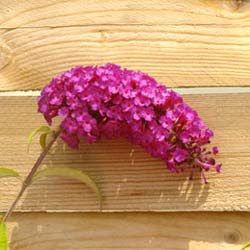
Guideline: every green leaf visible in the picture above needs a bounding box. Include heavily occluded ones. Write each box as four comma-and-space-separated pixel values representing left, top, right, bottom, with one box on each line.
242, 242, 250, 250
27, 126, 52, 151
39, 133, 48, 150
0, 222, 7, 250
32, 167, 102, 205
0, 167, 19, 179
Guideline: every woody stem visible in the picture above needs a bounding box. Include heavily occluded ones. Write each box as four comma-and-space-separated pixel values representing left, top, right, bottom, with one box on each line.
2, 129, 61, 223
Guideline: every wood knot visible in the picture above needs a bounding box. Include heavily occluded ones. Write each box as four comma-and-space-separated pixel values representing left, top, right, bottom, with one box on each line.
234, 0, 243, 9
0, 43, 12, 71
223, 0, 247, 11
224, 230, 241, 244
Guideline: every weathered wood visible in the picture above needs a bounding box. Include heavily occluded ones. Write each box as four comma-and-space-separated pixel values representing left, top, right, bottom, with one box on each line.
1, 0, 250, 28
1, 1, 250, 249
0, 93, 249, 212
6, 212, 250, 250
1, 24, 250, 90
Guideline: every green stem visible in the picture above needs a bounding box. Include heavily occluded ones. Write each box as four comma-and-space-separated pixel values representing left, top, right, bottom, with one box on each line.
242, 242, 250, 250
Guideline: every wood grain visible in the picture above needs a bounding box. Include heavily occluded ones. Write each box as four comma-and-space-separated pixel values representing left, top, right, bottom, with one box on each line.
1, 1, 250, 249
6, 212, 250, 250
1, 24, 250, 90
1, 0, 250, 28
0, 92, 249, 212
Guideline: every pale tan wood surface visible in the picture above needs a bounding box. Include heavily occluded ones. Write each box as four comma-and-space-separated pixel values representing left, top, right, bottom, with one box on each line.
0, 93, 249, 212
5, 212, 250, 250
1, 1, 250, 249
1, 0, 250, 28
1, 1, 250, 90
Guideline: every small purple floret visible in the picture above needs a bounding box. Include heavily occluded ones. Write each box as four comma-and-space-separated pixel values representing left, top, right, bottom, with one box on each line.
38, 63, 221, 182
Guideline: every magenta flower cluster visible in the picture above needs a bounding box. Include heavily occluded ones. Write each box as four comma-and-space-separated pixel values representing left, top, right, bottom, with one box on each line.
38, 63, 221, 182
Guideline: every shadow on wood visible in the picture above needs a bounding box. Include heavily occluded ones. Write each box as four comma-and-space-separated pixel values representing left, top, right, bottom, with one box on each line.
16, 136, 210, 212
2, 93, 250, 212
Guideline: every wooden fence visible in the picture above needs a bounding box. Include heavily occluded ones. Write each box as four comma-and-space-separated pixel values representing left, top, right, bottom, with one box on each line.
0, 1, 250, 249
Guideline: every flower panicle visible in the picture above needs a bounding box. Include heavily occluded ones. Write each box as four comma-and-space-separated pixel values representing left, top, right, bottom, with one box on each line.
38, 63, 221, 182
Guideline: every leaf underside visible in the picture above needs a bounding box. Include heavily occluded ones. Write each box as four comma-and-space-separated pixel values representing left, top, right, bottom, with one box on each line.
27, 126, 52, 151
39, 133, 48, 150
32, 167, 102, 205
0, 167, 19, 179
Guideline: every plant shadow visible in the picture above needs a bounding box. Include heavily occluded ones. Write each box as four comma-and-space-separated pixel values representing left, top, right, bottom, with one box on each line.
8, 136, 212, 249
18, 137, 210, 212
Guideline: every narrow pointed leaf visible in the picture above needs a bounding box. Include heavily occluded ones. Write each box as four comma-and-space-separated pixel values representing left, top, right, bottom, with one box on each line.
32, 167, 102, 204
39, 133, 48, 150
27, 126, 52, 151
0, 222, 7, 250
242, 242, 250, 250
0, 167, 19, 178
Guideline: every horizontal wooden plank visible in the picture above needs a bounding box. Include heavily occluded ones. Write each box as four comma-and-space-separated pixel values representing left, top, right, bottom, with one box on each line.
1, 25, 250, 90
1, 0, 250, 28
6, 212, 250, 250
0, 92, 250, 212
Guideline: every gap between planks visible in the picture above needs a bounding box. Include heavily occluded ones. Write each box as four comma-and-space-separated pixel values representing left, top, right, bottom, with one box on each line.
0, 23, 246, 31
1, 87, 250, 96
